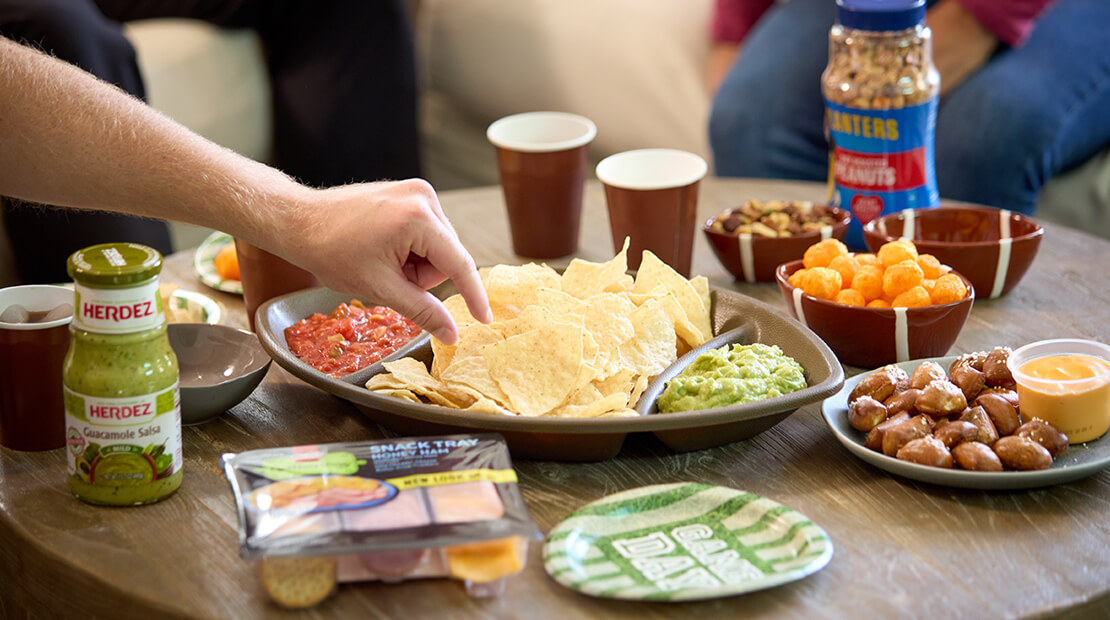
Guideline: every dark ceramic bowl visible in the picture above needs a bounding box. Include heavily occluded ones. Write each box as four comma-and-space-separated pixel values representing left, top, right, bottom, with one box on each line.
775, 260, 975, 369
168, 323, 271, 425
862, 206, 1043, 298
703, 206, 851, 283
255, 286, 844, 461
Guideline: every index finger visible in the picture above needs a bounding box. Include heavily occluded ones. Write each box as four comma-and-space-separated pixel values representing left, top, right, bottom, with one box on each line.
419, 225, 492, 325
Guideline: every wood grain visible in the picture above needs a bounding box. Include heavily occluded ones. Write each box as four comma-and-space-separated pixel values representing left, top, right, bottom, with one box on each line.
3, 178, 1110, 619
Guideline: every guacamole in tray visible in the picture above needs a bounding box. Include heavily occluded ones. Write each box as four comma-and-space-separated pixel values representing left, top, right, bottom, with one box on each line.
657, 343, 806, 413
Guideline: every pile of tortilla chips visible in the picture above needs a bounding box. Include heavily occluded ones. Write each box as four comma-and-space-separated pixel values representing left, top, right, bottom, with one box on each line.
366, 242, 713, 417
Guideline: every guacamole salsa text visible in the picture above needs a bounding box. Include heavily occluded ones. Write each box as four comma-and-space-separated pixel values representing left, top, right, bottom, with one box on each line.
656, 343, 806, 413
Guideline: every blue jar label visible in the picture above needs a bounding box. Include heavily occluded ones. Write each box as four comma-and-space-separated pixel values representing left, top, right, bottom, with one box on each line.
825, 98, 939, 248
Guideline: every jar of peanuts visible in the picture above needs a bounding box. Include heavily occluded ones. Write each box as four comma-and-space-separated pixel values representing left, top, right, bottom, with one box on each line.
822, 0, 940, 249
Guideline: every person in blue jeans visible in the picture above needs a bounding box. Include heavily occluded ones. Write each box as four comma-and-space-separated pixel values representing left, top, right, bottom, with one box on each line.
707, 0, 1110, 236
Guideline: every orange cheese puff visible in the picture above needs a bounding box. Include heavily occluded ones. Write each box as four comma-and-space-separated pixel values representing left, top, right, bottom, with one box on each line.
877, 239, 919, 268
916, 253, 945, 279
828, 254, 860, 289
867, 298, 891, 308
891, 286, 931, 308
802, 267, 843, 300
803, 238, 849, 269
854, 253, 881, 268
931, 273, 968, 304
922, 278, 937, 294
851, 265, 884, 302
835, 288, 867, 307
214, 243, 240, 281
788, 268, 808, 289
882, 260, 925, 298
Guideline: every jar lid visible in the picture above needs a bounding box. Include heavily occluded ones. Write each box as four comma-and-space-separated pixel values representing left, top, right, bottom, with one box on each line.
836, 0, 925, 31
68, 243, 163, 287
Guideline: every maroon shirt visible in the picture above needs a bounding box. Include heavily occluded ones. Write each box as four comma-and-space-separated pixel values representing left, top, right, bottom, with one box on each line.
712, 0, 1056, 47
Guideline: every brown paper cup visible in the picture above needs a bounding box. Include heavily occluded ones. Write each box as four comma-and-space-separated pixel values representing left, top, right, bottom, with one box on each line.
0, 285, 73, 451
596, 149, 708, 277
234, 239, 320, 331
487, 112, 597, 259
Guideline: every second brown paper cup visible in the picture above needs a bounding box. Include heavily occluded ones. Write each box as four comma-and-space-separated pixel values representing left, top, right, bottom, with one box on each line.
596, 149, 708, 277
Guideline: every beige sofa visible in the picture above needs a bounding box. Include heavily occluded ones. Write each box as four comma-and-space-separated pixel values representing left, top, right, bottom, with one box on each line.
140, 0, 1109, 239
1, 0, 1104, 285
86, 2, 1110, 238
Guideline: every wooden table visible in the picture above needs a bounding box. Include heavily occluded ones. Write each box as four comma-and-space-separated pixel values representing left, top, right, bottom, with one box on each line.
3, 178, 1110, 619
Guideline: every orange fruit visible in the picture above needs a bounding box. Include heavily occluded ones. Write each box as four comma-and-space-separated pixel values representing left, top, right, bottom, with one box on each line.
214, 243, 240, 281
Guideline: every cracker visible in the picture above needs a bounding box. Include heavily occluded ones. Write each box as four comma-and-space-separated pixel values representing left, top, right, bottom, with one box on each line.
259, 556, 337, 608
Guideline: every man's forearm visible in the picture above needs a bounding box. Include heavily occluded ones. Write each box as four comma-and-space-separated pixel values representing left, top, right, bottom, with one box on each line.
0, 36, 310, 249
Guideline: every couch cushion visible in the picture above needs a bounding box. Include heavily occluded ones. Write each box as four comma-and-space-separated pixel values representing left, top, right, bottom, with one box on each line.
416, 0, 714, 190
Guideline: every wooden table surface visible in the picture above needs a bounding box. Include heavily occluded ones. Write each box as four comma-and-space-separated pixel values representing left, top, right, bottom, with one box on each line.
3, 178, 1110, 619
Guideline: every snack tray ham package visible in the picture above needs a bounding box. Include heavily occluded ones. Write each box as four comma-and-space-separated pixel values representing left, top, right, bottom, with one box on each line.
222, 433, 541, 606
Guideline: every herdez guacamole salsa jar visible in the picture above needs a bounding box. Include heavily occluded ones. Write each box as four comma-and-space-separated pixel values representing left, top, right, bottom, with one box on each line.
63, 243, 183, 506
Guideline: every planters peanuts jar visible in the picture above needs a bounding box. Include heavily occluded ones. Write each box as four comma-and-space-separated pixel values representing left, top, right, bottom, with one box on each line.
63, 243, 183, 506
822, 0, 940, 249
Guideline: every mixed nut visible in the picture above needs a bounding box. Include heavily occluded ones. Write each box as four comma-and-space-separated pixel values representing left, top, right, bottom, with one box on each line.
847, 347, 1069, 471
709, 199, 840, 238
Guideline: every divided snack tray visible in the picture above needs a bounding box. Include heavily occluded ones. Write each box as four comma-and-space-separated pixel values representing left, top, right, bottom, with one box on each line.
257, 286, 844, 461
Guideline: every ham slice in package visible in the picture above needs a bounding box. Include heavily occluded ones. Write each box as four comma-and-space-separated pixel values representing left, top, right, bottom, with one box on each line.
223, 434, 540, 607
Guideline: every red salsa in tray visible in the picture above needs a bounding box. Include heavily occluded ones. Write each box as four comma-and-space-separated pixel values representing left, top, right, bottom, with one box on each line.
285, 301, 422, 377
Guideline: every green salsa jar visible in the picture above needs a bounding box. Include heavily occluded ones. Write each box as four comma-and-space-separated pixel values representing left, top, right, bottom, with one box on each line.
63, 243, 183, 506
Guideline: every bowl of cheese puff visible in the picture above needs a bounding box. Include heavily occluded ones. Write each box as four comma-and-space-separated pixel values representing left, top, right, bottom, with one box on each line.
775, 238, 975, 368
862, 205, 1043, 298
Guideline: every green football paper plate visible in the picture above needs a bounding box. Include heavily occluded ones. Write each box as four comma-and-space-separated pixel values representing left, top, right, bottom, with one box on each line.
543, 483, 832, 601
193, 231, 243, 295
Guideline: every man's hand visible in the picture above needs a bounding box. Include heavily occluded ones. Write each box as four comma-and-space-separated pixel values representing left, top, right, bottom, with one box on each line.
278, 179, 492, 345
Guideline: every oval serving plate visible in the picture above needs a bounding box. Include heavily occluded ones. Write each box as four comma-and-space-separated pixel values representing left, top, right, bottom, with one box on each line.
193, 231, 243, 295
543, 483, 833, 601
256, 285, 844, 461
822, 356, 1110, 490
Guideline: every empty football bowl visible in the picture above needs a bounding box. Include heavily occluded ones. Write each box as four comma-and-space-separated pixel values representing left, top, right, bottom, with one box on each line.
863, 206, 1043, 298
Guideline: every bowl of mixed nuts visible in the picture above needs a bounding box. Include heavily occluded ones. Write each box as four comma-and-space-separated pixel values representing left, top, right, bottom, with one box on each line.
704, 199, 851, 283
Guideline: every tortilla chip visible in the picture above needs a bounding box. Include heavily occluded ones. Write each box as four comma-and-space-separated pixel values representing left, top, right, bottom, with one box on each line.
482, 324, 583, 416
620, 298, 677, 378
560, 238, 629, 300
485, 263, 561, 309
440, 355, 512, 409
633, 251, 711, 345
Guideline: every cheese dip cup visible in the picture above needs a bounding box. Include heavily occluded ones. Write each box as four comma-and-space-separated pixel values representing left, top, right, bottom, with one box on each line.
1008, 339, 1110, 444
